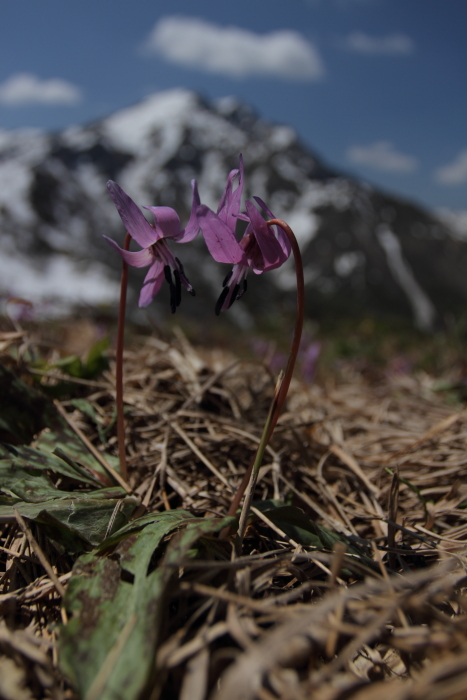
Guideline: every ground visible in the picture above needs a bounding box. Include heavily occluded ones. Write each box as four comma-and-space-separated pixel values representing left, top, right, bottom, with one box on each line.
1, 320, 467, 700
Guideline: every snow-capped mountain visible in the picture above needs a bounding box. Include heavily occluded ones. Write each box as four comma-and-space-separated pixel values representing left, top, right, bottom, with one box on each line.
0, 88, 465, 330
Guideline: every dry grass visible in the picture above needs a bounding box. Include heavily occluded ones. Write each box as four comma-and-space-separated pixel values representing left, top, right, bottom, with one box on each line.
1, 324, 467, 700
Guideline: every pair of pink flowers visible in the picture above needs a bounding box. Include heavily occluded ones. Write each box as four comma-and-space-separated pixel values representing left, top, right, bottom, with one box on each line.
104, 156, 291, 314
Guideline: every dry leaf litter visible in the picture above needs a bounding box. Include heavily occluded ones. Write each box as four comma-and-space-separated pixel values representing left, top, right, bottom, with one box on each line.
1, 325, 467, 700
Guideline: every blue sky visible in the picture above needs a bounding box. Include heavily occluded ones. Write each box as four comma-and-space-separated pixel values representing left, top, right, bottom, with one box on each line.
0, 0, 466, 211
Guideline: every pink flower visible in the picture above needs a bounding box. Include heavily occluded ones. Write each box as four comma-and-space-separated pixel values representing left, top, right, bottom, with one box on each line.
195, 155, 246, 266
104, 180, 199, 311
196, 156, 291, 314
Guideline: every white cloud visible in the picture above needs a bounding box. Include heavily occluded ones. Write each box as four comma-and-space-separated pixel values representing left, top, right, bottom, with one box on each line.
434, 150, 467, 185
347, 141, 418, 173
343, 31, 414, 55
143, 16, 325, 81
0, 73, 82, 106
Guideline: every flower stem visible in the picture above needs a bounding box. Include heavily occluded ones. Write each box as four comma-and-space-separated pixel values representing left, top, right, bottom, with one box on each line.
222, 219, 304, 538
235, 371, 283, 553
116, 232, 131, 482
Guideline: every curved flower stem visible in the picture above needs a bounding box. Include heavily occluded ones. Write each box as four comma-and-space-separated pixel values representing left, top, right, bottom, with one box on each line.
235, 371, 283, 553
223, 219, 304, 542
116, 232, 131, 482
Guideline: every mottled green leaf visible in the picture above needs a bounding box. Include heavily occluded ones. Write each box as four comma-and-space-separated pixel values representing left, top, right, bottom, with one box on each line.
0, 488, 138, 550
0, 443, 99, 487
0, 362, 120, 483
59, 512, 235, 700
70, 399, 112, 445
254, 501, 369, 556
0, 364, 55, 444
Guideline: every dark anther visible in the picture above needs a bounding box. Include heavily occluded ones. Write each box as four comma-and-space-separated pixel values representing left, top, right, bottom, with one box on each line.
236, 279, 247, 300
215, 286, 230, 315
164, 265, 177, 313
175, 257, 186, 276
222, 270, 233, 287
228, 283, 240, 308
176, 256, 195, 297
173, 269, 182, 307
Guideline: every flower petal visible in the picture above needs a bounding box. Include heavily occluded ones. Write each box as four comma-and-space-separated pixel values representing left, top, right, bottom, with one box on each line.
217, 155, 244, 231
253, 196, 292, 258
142, 206, 181, 239
107, 181, 159, 248
174, 180, 201, 243
245, 201, 285, 271
197, 205, 246, 264
139, 260, 165, 307
103, 236, 154, 268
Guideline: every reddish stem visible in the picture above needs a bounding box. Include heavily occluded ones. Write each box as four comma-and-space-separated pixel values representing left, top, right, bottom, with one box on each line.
222, 219, 304, 527
116, 232, 131, 482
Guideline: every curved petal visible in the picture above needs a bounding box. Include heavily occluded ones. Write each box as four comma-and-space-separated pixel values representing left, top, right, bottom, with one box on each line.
142, 206, 181, 239
253, 196, 292, 258
139, 260, 165, 307
217, 154, 244, 231
245, 201, 285, 271
107, 181, 158, 248
252, 195, 274, 219
174, 179, 201, 243
197, 205, 246, 264
103, 236, 154, 268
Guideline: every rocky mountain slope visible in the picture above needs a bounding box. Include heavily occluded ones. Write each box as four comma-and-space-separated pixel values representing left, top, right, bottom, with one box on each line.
1, 88, 465, 330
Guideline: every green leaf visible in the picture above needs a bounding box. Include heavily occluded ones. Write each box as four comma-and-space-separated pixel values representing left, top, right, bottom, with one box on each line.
0, 364, 54, 444
52, 355, 83, 378
0, 363, 120, 483
0, 488, 138, 551
84, 337, 110, 378
70, 399, 110, 445
34, 415, 119, 486
253, 501, 369, 557
59, 512, 235, 700
0, 444, 99, 487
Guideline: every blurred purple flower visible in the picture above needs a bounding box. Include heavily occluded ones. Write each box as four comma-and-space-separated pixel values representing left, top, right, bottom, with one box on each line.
385, 355, 412, 377
196, 156, 291, 314
251, 339, 287, 371
104, 180, 199, 311
300, 341, 321, 383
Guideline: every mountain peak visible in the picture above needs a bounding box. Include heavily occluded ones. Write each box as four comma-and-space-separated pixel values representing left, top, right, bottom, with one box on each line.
101, 89, 201, 155
0, 89, 465, 329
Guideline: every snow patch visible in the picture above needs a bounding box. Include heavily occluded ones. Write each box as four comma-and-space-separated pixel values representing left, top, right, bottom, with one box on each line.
0, 253, 119, 315
334, 251, 364, 277
103, 89, 197, 154
377, 224, 436, 331
437, 208, 467, 241
270, 126, 296, 150
280, 209, 320, 247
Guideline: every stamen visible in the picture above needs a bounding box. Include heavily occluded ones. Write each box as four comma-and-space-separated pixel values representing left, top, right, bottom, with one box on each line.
164, 265, 177, 314
236, 278, 248, 300
173, 269, 182, 307
215, 286, 230, 316
228, 284, 240, 308
176, 255, 195, 296
222, 270, 233, 287
175, 257, 186, 276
